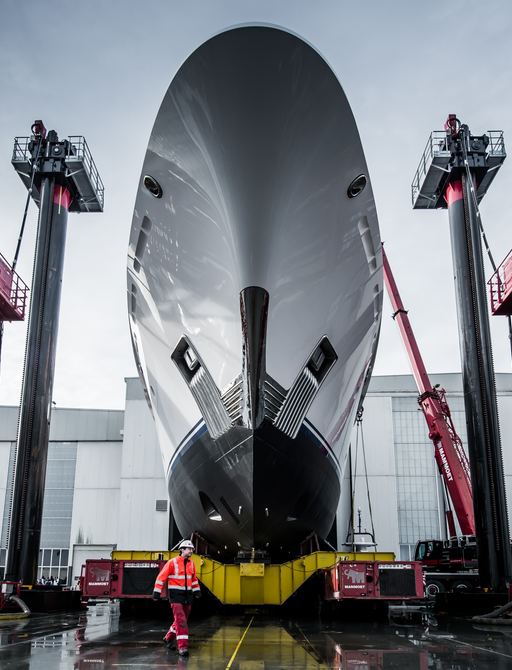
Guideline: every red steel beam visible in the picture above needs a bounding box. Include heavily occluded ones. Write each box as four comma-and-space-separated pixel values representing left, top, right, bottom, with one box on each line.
382, 246, 475, 536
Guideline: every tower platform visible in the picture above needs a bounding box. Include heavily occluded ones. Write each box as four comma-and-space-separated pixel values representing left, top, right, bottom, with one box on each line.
12, 135, 104, 213
411, 129, 506, 209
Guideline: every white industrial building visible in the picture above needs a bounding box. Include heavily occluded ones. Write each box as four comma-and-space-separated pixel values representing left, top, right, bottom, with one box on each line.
1, 373, 511, 583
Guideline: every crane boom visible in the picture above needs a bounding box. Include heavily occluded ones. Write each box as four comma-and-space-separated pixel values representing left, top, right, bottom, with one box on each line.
382, 246, 475, 536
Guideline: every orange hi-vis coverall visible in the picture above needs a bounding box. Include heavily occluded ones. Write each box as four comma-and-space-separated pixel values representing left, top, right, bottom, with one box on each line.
153, 556, 201, 651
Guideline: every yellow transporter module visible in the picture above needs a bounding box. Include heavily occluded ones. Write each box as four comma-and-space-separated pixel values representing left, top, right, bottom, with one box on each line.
112, 550, 395, 606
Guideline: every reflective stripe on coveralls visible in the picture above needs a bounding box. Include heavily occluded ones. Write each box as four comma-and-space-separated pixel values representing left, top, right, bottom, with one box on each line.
171, 603, 192, 650
153, 557, 200, 595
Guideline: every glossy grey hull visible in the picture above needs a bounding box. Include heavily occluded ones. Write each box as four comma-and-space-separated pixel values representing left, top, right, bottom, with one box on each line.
127, 26, 382, 555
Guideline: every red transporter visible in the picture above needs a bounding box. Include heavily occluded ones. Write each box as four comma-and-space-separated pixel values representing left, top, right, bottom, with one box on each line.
325, 560, 424, 601
152, 540, 201, 657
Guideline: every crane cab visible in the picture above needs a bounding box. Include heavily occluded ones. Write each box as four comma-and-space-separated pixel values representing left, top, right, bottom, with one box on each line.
415, 537, 478, 572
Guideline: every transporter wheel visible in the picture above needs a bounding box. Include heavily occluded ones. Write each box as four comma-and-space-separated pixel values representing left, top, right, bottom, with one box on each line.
452, 580, 473, 593
425, 580, 445, 599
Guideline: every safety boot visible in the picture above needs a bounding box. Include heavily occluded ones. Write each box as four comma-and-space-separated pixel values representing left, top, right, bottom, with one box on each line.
163, 631, 176, 649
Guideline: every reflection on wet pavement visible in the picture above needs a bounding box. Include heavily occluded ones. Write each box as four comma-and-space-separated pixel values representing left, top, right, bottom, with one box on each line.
1, 602, 512, 668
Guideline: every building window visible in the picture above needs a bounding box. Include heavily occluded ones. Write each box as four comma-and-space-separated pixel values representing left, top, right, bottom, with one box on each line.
39, 442, 78, 584
393, 396, 445, 547
399, 544, 415, 561
0, 442, 17, 563
37, 548, 70, 584
0, 442, 78, 582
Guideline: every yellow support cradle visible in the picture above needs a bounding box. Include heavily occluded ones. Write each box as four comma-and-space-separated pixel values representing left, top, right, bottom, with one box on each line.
112, 550, 395, 606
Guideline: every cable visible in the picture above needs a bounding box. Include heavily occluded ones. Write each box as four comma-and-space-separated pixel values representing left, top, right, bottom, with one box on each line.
461, 169, 503, 550
345, 420, 360, 546
344, 410, 377, 549
459, 129, 512, 362
0, 136, 42, 375
3, 138, 44, 563
440, 470, 455, 537
360, 421, 376, 543
12, 136, 43, 272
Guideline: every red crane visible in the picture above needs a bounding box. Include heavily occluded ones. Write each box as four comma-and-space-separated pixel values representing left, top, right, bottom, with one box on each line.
382, 246, 475, 537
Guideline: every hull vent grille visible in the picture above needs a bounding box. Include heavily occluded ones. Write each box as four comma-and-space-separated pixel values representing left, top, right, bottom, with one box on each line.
172, 337, 231, 439
222, 378, 243, 422
274, 368, 318, 438
220, 376, 287, 425
273, 336, 337, 439
173, 336, 336, 441
263, 379, 287, 422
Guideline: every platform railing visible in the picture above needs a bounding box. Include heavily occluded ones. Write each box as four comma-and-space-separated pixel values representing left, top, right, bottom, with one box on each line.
411, 129, 506, 206
67, 136, 105, 210
12, 136, 32, 164
488, 248, 512, 315
486, 130, 506, 156
0, 252, 29, 320
411, 130, 449, 206
12, 135, 104, 211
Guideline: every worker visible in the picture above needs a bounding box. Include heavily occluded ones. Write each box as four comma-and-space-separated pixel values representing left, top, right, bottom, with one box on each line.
152, 539, 201, 657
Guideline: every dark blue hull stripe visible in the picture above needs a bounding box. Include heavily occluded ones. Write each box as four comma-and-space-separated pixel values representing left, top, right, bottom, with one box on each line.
166, 418, 340, 479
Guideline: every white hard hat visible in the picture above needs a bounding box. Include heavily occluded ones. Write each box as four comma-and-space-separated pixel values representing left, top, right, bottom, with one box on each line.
178, 539, 194, 550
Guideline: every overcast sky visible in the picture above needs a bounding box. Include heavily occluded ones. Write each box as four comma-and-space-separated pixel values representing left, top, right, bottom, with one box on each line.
0, 0, 511, 410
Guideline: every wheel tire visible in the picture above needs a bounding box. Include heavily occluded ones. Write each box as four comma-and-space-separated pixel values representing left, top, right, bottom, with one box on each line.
452, 580, 472, 592
425, 580, 445, 599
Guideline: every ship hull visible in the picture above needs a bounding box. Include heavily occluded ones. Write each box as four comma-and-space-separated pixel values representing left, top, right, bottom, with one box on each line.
127, 26, 382, 557
168, 419, 341, 555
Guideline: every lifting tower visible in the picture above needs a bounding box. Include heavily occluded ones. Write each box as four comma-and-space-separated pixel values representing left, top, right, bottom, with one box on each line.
412, 115, 511, 592
4, 121, 103, 585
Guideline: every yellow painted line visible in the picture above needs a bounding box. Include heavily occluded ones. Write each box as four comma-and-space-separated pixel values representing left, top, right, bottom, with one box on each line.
225, 615, 254, 669
0, 613, 29, 620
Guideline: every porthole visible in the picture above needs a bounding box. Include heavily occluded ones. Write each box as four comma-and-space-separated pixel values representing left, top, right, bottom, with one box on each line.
347, 174, 367, 198
143, 174, 162, 198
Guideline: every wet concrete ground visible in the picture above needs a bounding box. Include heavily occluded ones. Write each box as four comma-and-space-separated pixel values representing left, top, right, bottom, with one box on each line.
1, 602, 512, 668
